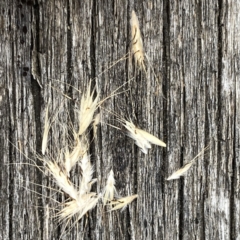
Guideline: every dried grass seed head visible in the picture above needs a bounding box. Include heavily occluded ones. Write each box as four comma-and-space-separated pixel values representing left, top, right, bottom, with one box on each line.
124, 120, 151, 154
103, 169, 117, 206
110, 194, 138, 211
42, 102, 63, 155
130, 10, 144, 69
124, 120, 166, 154
57, 193, 99, 222
167, 144, 210, 180
166, 161, 193, 180
79, 154, 94, 195
78, 83, 99, 135
46, 160, 78, 200
137, 128, 166, 147
64, 135, 88, 175
76, 194, 99, 220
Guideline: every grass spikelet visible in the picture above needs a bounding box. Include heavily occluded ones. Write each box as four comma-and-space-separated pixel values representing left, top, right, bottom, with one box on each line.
110, 194, 138, 211
103, 170, 116, 206
42, 105, 50, 155
54, 153, 98, 227
41, 103, 63, 155
57, 193, 99, 222
166, 161, 194, 180
58, 200, 79, 221
167, 144, 210, 180
76, 194, 99, 220
124, 120, 166, 154
124, 120, 151, 154
46, 160, 78, 200
79, 83, 99, 135
64, 136, 88, 175
137, 129, 166, 147
79, 154, 94, 195
130, 10, 145, 69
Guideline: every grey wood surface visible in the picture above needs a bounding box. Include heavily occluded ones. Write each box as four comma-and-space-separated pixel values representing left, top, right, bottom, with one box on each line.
1, 0, 240, 239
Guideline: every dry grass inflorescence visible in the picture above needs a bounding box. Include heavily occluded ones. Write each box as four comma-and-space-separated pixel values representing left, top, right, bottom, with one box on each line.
22, 10, 210, 236
130, 10, 145, 70
36, 80, 150, 235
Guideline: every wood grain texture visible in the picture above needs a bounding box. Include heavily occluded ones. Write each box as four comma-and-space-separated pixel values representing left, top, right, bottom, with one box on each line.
1, 0, 239, 239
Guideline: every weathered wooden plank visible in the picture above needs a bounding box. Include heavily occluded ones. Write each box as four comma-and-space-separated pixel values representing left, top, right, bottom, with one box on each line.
0, 1, 36, 240
31, 1, 69, 239
222, 1, 240, 239
180, 0, 213, 239
1, 0, 240, 240
164, 0, 185, 239
93, 1, 133, 240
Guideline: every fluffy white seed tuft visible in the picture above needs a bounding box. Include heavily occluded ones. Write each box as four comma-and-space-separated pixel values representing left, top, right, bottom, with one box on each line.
103, 170, 117, 206
124, 120, 166, 154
